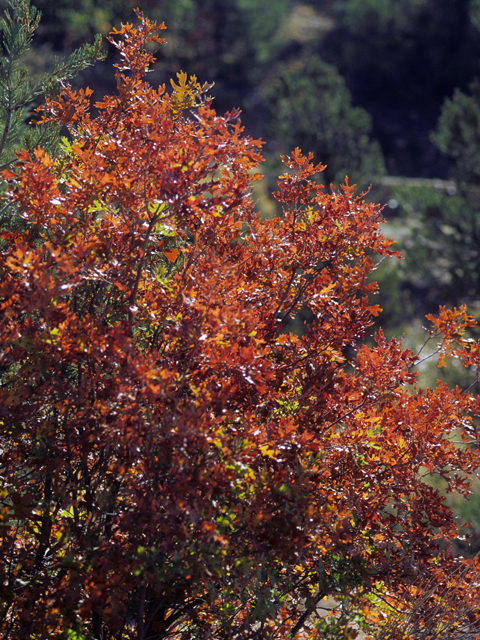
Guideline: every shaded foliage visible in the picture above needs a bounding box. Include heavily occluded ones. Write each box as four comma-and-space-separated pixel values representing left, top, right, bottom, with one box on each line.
433, 78, 480, 187
261, 55, 385, 187
319, 0, 480, 177
382, 74, 480, 324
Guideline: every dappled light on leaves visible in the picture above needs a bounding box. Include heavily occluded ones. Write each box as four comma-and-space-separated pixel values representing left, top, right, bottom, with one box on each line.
169, 70, 215, 119
1, 10, 480, 640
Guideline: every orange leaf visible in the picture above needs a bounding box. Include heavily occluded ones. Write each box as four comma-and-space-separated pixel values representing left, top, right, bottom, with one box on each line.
164, 248, 179, 263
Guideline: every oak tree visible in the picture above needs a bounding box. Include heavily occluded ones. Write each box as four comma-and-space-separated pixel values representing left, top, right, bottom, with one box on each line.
1, 12, 480, 640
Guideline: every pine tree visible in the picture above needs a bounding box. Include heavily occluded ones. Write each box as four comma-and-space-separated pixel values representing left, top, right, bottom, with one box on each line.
0, 0, 105, 226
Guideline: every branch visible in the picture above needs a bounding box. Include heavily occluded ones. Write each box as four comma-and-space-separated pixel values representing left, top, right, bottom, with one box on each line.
128, 204, 163, 330
290, 589, 325, 638
137, 583, 146, 640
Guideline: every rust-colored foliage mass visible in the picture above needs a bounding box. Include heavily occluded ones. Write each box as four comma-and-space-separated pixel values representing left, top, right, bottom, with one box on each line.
1, 11, 480, 640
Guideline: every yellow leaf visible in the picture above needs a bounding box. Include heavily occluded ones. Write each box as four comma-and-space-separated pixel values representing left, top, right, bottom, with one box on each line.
260, 444, 277, 459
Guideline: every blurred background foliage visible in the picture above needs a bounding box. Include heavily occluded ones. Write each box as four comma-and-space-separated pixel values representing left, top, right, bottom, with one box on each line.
261, 55, 385, 186
4, 0, 480, 553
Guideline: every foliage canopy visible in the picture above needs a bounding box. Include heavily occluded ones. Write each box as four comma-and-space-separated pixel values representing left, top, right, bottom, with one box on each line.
2, 10, 480, 640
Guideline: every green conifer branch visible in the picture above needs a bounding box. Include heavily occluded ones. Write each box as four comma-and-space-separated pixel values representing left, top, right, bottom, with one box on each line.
0, 0, 106, 173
